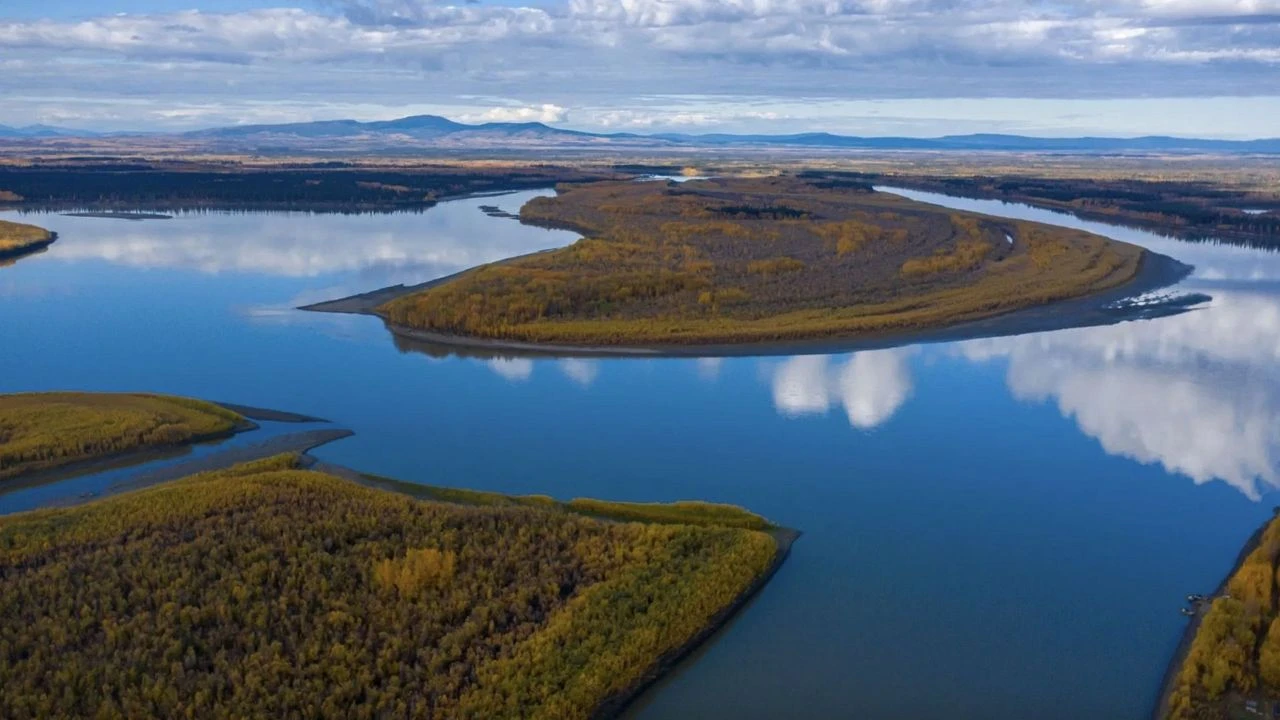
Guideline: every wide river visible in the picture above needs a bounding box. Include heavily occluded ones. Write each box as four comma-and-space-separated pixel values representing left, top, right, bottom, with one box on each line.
3, 187, 1279, 719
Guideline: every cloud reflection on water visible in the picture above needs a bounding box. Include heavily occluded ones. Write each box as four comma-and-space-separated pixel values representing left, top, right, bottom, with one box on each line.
770, 349, 916, 430
958, 290, 1280, 499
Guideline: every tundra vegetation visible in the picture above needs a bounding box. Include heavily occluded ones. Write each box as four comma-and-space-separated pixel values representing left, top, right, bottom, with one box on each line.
379, 175, 1145, 346
0, 218, 54, 259
0, 453, 781, 719
0, 392, 245, 482
1166, 516, 1280, 719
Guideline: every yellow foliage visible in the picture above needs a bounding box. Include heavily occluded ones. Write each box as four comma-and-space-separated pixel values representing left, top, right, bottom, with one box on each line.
0, 218, 52, 254
0, 392, 244, 482
0, 454, 780, 720
374, 547, 457, 595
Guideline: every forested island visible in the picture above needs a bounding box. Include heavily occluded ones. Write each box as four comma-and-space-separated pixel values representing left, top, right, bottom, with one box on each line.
357, 175, 1155, 350
0, 392, 248, 483
1160, 512, 1280, 719
0, 218, 55, 262
0, 393, 794, 719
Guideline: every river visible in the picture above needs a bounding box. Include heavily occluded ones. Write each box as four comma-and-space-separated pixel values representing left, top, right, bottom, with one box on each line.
2, 186, 1278, 719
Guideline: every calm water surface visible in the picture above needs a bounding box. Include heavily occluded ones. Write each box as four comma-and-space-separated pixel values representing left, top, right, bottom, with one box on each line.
4, 188, 1280, 719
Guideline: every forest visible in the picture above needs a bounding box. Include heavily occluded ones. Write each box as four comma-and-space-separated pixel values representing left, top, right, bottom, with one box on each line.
0, 218, 54, 260
0, 161, 612, 212
0, 454, 781, 719
0, 392, 246, 483
377, 175, 1145, 346
1165, 514, 1280, 719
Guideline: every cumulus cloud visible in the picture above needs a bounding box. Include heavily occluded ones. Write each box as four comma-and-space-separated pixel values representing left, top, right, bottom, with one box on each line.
460, 104, 568, 123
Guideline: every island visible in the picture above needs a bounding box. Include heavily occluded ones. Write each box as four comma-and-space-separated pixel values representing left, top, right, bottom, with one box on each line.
1158, 512, 1280, 720
0, 218, 56, 262
307, 175, 1184, 354
0, 393, 796, 720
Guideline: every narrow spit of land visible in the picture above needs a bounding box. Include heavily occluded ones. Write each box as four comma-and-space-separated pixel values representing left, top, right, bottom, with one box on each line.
304, 174, 1192, 355
0, 392, 331, 491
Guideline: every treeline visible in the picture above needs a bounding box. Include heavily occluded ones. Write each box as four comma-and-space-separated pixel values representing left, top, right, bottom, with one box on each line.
878, 174, 1280, 247
0, 454, 778, 719
0, 392, 244, 481
1167, 516, 1280, 719
379, 175, 1143, 346
0, 163, 608, 212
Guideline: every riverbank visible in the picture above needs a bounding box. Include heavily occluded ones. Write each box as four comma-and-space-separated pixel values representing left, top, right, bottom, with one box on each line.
1151, 509, 1280, 720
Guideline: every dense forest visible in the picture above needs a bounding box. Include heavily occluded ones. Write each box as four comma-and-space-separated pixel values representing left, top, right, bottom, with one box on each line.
1165, 515, 1280, 719
868, 173, 1280, 247
378, 175, 1144, 346
0, 161, 612, 212
0, 218, 54, 260
0, 454, 780, 719
0, 392, 246, 482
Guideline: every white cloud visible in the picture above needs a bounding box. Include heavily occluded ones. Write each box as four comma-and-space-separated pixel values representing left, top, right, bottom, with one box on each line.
460, 104, 568, 124
0, 2, 1277, 135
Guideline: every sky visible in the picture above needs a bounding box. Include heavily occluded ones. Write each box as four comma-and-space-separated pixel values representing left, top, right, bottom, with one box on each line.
0, 0, 1278, 137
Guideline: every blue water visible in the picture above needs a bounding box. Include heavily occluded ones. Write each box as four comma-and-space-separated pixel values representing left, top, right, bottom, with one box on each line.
3, 188, 1279, 719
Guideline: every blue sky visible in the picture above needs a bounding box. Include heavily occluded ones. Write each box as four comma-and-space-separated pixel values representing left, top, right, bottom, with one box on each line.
1, 0, 1277, 137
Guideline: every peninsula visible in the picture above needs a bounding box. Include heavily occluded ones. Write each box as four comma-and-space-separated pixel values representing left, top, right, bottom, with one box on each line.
0, 392, 795, 720
0, 218, 55, 262
310, 175, 1178, 353
0, 392, 249, 483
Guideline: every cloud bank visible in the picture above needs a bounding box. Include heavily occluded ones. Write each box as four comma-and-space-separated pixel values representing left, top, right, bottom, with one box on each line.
0, 1, 1276, 134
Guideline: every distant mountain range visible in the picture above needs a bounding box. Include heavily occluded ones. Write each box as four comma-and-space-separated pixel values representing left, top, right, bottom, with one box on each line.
0, 124, 99, 138
3, 114, 1279, 154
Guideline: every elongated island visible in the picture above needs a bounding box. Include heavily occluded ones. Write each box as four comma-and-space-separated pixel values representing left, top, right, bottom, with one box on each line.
303, 175, 1190, 354
0, 392, 795, 720
0, 218, 55, 263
